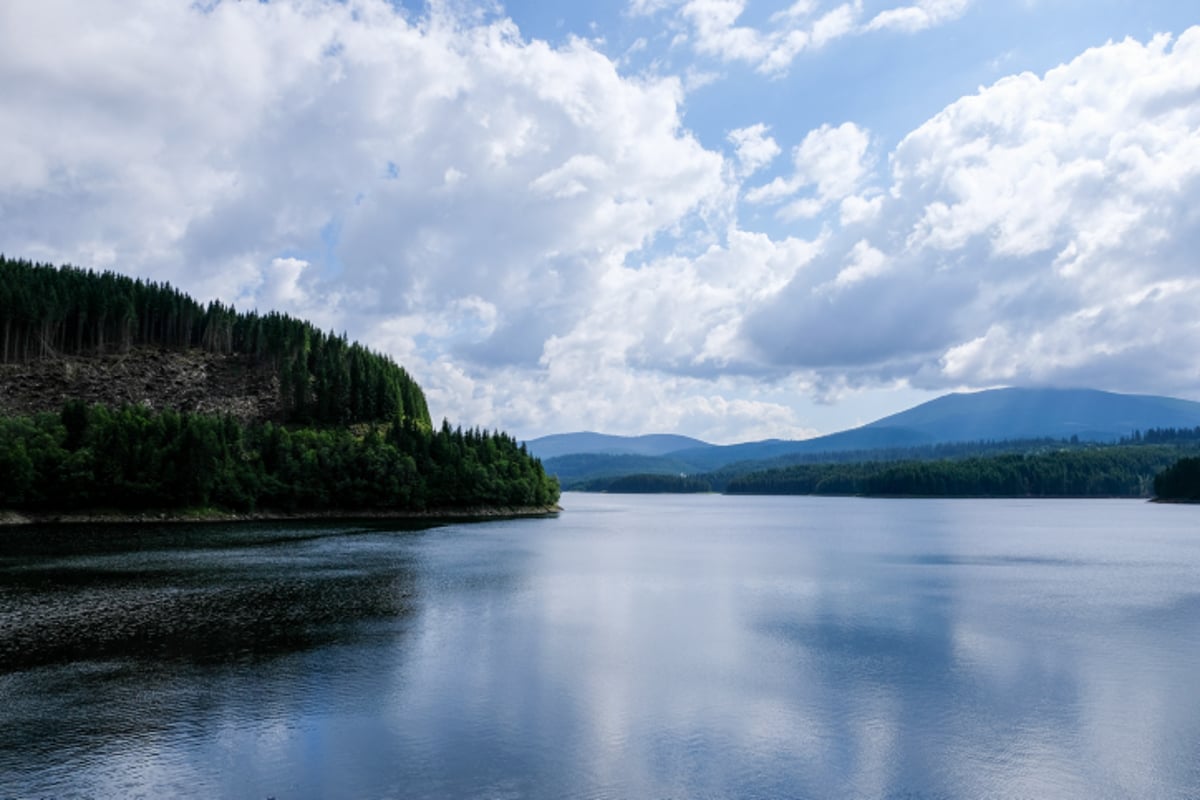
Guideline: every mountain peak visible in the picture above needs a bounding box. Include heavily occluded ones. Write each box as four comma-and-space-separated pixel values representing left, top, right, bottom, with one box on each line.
862, 387, 1200, 443
534, 388, 1200, 483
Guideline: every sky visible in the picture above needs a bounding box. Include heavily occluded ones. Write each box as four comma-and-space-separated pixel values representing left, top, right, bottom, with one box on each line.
2, 0, 1198, 443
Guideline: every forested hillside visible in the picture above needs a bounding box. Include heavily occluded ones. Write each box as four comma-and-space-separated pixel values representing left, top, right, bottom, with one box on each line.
725, 445, 1193, 498
0, 256, 428, 427
0, 258, 559, 516
0, 405, 558, 513
547, 437, 1074, 489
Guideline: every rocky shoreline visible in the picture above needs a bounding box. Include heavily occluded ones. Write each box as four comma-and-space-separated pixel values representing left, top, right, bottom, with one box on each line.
0, 505, 562, 526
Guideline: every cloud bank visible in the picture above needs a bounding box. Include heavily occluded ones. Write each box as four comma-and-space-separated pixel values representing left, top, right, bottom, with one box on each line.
1, 1, 1198, 439
745, 29, 1200, 398
632, 0, 975, 75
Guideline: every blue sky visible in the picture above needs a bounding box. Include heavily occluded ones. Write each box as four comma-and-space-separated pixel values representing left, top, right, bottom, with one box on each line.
2, 0, 1199, 441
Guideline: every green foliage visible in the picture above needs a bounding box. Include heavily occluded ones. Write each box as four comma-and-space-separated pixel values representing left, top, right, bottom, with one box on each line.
0, 256, 430, 428
725, 446, 1192, 498
548, 437, 1091, 489
1135, 426, 1200, 445
0, 258, 557, 514
1153, 457, 1200, 501
0, 404, 559, 513
549, 453, 699, 487
576, 473, 712, 493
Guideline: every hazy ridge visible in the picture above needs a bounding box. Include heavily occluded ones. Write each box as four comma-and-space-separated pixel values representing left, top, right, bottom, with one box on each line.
530, 388, 1200, 487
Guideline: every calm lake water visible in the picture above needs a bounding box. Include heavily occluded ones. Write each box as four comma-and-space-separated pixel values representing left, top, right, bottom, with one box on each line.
2, 494, 1199, 799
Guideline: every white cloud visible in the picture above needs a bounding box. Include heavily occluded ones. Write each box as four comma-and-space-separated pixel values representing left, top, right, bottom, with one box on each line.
893, 29, 1200, 281
643, 0, 967, 75
727, 123, 782, 176
746, 27, 1200, 397
529, 154, 611, 198
3, 1, 1200, 441
0, 0, 748, 434
777, 197, 826, 220
839, 193, 884, 225
770, 0, 819, 24
832, 240, 888, 287
261, 257, 311, 308
626, 0, 683, 15
681, 0, 777, 66
745, 121, 874, 216
810, 1, 861, 47
513, 227, 824, 405
677, 0, 861, 75
867, 0, 971, 33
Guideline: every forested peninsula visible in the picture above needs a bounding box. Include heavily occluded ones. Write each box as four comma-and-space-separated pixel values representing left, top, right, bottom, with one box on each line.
0, 257, 559, 521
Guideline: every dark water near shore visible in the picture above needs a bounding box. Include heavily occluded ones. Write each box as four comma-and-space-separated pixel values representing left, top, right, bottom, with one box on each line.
2, 494, 1199, 799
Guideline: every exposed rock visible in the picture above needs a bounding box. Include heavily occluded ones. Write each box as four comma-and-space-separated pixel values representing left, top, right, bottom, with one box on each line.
0, 347, 283, 422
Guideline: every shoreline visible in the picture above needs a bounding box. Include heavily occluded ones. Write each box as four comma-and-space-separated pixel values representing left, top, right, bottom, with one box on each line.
0, 505, 562, 527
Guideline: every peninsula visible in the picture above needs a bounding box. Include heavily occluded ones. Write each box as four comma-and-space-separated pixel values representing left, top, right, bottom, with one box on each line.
0, 257, 560, 521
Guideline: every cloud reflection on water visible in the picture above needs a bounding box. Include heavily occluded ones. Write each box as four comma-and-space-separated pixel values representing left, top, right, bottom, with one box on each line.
3, 500, 1199, 798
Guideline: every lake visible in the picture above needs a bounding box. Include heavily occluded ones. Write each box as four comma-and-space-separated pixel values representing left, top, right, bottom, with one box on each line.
2, 494, 1199, 798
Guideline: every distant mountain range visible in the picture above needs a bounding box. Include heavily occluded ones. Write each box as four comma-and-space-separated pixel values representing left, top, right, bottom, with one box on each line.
526, 388, 1200, 485
521, 432, 709, 460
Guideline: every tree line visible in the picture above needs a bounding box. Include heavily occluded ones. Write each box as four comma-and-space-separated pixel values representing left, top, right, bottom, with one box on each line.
1153, 457, 1200, 502
548, 436, 1110, 491
576, 474, 713, 493
723, 446, 1194, 498
1120, 427, 1200, 445
0, 402, 559, 513
0, 256, 429, 427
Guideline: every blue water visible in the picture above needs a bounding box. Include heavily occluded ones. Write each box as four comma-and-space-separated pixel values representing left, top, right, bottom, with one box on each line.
2, 494, 1199, 798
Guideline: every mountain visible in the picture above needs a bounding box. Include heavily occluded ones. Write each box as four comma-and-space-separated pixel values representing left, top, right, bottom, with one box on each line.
539, 388, 1200, 485
525, 432, 713, 461
858, 387, 1200, 443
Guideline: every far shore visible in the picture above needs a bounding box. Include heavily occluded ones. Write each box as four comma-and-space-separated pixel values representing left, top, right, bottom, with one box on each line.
0, 505, 562, 527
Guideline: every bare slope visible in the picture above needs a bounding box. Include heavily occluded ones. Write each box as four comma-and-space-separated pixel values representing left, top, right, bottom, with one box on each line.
0, 347, 282, 422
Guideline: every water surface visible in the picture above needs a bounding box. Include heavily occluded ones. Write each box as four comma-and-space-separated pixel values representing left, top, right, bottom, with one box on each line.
2, 495, 1199, 798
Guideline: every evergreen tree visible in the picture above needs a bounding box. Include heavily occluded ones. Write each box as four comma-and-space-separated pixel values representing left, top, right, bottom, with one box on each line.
0, 256, 432, 430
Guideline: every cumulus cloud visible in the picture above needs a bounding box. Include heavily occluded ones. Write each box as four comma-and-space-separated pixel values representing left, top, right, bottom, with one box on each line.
637, 0, 969, 75
746, 28, 1200, 397
260, 257, 311, 308
745, 121, 874, 217
727, 123, 782, 176
866, 0, 971, 33
0, 0, 729, 424
832, 240, 888, 288
839, 193, 885, 226
3, 0, 1200, 440
419, 355, 822, 444
676, 0, 860, 74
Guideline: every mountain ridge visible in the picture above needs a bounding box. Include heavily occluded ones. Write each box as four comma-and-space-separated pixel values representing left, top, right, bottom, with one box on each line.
531, 388, 1200, 483
524, 432, 714, 460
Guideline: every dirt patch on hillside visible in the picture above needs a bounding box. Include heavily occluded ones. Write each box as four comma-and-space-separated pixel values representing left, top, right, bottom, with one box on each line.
0, 348, 283, 421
